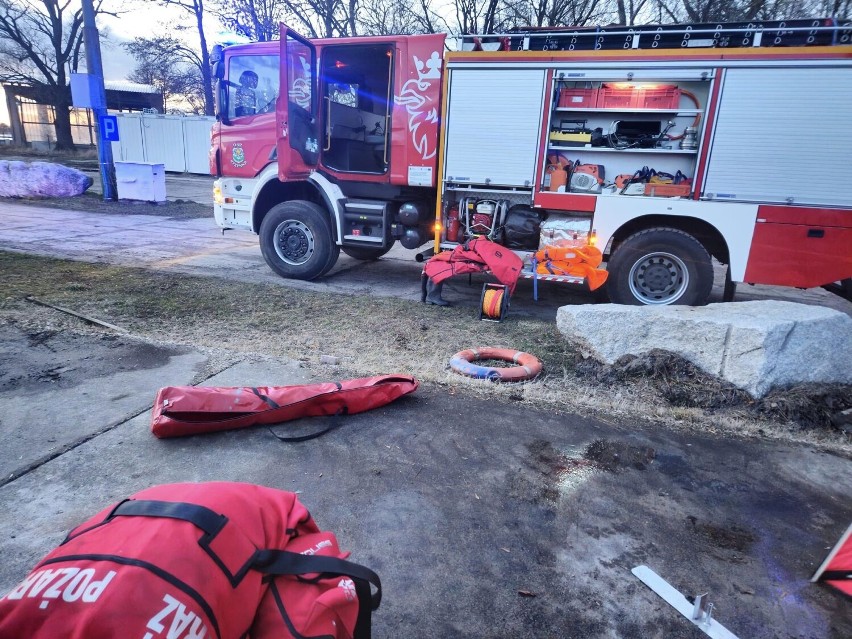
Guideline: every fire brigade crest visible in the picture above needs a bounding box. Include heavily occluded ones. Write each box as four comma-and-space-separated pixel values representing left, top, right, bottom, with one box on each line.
231, 143, 247, 168
394, 51, 441, 161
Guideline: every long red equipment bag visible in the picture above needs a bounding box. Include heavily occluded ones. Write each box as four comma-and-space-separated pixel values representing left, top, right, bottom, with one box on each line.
151, 374, 418, 438
0, 482, 381, 639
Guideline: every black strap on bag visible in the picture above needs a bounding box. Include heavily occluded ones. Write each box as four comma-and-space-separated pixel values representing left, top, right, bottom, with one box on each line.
253, 549, 382, 639
266, 406, 349, 443
250, 384, 350, 442
106, 500, 261, 587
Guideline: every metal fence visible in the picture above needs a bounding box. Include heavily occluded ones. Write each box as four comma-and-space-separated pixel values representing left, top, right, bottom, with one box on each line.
16, 97, 96, 148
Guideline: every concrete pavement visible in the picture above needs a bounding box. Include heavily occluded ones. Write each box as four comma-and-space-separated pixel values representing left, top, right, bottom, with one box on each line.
0, 325, 850, 637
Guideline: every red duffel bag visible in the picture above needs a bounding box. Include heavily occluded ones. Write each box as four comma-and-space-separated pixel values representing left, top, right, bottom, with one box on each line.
0, 482, 381, 639
151, 375, 418, 439
251, 532, 382, 639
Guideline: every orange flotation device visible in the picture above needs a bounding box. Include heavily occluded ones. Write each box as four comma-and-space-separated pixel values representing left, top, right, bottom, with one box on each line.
449, 347, 542, 382
533, 245, 609, 291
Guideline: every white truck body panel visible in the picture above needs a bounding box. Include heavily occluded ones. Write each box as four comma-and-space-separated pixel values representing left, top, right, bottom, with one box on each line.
704, 66, 852, 207
442, 69, 546, 187
593, 196, 758, 281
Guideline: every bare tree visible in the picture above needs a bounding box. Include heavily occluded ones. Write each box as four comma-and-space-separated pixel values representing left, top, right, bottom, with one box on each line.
357, 0, 423, 33
452, 0, 506, 33
655, 0, 780, 23
124, 35, 204, 112
0, 0, 117, 150
273, 0, 357, 37
614, 0, 650, 24
213, 0, 281, 41
505, 0, 610, 28
154, 0, 213, 115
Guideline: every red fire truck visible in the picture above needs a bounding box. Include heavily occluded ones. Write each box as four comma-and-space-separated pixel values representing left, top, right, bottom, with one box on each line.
209, 20, 852, 305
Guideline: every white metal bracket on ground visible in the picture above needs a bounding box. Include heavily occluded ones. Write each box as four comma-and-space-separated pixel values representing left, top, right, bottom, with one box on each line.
632, 565, 740, 639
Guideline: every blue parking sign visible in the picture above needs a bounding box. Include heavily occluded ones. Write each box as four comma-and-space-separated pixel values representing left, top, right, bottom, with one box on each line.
99, 115, 119, 142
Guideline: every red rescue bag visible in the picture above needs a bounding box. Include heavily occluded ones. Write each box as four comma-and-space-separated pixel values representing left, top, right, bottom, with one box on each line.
0, 482, 381, 639
151, 374, 418, 438
423, 238, 524, 294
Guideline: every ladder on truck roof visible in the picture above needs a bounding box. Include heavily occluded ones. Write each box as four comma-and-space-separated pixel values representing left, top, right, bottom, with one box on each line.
461, 18, 852, 52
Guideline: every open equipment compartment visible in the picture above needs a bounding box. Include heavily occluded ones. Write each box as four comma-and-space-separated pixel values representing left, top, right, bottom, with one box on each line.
540, 68, 713, 200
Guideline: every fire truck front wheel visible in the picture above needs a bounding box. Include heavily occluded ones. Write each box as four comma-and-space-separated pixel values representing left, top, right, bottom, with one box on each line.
259, 201, 340, 280
607, 228, 713, 306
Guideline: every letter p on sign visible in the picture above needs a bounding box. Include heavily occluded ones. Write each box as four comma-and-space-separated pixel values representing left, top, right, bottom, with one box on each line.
100, 115, 119, 142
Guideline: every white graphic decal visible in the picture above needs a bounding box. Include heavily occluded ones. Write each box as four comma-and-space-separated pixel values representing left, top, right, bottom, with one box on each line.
3, 567, 116, 608
301, 539, 333, 555
394, 51, 441, 161
338, 578, 357, 602
144, 593, 209, 639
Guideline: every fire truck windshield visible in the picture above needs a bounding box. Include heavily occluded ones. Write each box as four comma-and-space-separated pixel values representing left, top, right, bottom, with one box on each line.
226, 55, 279, 120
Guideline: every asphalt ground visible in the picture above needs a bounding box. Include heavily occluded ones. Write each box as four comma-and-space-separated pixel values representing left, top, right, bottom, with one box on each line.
0, 325, 850, 638
0, 178, 850, 637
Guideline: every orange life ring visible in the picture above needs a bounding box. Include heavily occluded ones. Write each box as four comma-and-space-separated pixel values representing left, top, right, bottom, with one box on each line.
449, 347, 542, 382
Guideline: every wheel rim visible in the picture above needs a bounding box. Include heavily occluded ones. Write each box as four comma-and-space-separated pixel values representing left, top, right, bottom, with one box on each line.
628, 251, 690, 304
273, 219, 314, 266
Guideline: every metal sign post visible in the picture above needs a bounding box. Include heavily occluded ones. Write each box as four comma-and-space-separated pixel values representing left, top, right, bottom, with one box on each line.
81, 0, 116, 201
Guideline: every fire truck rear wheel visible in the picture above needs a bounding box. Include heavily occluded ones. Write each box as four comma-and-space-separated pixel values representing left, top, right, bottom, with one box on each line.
259, 201, 339, 280
607, 228, 713, 306
341, 246, 392, 261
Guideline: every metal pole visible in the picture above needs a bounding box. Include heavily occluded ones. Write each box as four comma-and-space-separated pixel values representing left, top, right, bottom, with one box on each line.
81, 0, 116, 201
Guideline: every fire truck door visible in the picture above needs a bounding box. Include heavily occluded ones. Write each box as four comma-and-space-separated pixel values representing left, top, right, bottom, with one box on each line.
277, 24, 319, 180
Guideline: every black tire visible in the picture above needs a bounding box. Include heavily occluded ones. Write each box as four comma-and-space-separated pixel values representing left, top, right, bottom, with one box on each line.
723, 265, 737, 302
259, 201, 340, 280
341, 245, 392, 261
606, 228, 713, 306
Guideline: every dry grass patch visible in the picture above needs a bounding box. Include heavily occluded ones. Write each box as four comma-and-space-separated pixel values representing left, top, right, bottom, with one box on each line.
1, 251, 850, 453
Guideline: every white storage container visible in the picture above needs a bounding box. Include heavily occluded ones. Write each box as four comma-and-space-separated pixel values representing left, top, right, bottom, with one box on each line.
115, 161, 166, 202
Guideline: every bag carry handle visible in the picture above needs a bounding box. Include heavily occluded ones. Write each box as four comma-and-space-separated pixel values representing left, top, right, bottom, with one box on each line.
108, 500, 261, 587
266, 408, 348, 443
254, 549, 382, 638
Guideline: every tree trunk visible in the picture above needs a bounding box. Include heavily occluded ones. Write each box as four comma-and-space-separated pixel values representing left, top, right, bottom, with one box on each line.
196, 9, 215, 117
53, 100, 76, 151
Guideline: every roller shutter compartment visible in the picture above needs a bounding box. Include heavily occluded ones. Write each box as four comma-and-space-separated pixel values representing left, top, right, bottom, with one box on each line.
704, 67, 852, 207
442, 69, 546, 187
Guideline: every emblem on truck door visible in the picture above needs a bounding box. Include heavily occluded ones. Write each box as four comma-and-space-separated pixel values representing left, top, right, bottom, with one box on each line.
394, 51, 441, 161
231, 143, 247, 168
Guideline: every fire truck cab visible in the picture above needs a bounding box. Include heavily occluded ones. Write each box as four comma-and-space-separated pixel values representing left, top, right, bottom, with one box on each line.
210, 21, 852, 306
210, 29, 445, 279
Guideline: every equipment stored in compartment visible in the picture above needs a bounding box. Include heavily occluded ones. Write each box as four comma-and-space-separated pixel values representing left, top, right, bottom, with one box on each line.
607, 120, 672, 149
613, 167, 692, 197
558, 83, 599, 108
570, 161, 605, 193
544, 154, 570, 192
597, 83, 680, 110
502, 205, 542, 250
458, 197, 510, 242
539, 214, 593, 249
550, 119, 593, 146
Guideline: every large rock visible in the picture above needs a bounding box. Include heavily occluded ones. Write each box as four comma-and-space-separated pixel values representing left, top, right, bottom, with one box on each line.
0, 160, 93, 198
556, 301, 852, 397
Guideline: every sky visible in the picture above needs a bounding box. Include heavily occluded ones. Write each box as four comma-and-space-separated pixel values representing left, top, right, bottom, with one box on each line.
0, 1, 223, 126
